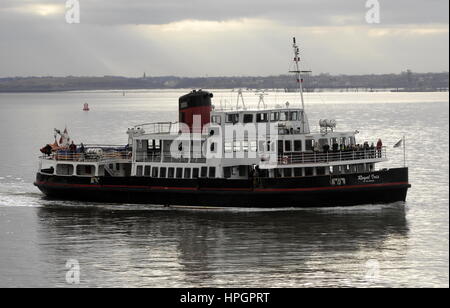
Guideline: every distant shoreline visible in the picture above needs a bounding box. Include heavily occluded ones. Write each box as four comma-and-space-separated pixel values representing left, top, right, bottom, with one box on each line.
0, 72, 448, 93
0, 88, 448, 94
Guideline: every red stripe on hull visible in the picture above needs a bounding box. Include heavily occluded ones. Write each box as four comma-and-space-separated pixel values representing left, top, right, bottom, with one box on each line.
34, 181, 410, 192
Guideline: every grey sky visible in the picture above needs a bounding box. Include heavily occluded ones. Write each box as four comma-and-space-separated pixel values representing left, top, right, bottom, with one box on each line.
0, 0, 448, 77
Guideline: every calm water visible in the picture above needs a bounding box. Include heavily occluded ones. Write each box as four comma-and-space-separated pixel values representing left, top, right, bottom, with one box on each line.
0, 90, 448, 288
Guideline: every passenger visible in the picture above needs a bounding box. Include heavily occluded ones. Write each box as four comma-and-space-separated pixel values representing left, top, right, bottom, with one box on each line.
332, 143, 339, 152
364, 141, 369, 149
69, 141, 77, 153
376, 139, 383, 157
313, 142, 320, 153
79, 143, 85, 153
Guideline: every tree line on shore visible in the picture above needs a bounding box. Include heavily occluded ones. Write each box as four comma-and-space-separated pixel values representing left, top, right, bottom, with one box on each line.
0, 71, 448, 92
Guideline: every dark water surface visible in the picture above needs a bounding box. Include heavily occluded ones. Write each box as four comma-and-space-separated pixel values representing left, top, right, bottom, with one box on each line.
0, 91, 448, 287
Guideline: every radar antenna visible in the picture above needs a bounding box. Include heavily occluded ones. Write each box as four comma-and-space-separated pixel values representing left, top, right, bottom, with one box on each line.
289, 37, 311, 110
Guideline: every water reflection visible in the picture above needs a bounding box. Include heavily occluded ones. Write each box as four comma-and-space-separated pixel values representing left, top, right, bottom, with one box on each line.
36, 204, 409, 287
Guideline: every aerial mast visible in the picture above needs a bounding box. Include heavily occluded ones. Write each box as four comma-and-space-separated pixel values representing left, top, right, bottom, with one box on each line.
290, 37, 310, 110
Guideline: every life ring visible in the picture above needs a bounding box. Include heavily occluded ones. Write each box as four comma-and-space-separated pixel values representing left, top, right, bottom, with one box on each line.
282, 156, 289, 165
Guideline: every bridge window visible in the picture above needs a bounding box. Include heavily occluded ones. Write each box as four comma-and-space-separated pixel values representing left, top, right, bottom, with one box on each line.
243, 114, 254, 123
294, 140, 302, 152
226, 113, 239, 123
290, 111, 298, 121
211, 115, 221, 124
280, 112, 289, 121
270, 112, 279, 121
256, 113, 268, 122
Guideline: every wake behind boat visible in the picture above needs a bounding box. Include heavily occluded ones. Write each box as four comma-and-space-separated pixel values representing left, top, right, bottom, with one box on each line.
34, 38, 410, 208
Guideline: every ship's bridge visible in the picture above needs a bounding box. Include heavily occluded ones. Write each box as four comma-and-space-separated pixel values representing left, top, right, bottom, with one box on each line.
210, 107, 310, 135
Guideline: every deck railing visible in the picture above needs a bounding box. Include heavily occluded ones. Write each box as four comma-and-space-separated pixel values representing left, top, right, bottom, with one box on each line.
278, 147, 387, 165
133, 122, 178, 135
40, 145, 131, 163
135, 152, 206, 164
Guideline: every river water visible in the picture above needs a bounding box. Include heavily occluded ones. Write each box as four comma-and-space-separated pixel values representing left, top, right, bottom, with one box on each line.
0, 90, 448, 287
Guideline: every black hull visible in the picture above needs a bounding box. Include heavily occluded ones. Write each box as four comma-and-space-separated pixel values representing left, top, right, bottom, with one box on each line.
34, 168, 410, 208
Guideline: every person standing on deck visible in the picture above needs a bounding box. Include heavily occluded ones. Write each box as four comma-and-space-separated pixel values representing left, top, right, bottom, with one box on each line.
376, 139, 383, 158
69, 141, 77, 153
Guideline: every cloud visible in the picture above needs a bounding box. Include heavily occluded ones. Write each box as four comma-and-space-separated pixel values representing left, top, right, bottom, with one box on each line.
0, 0, 448, 77
2, 0, 449, 26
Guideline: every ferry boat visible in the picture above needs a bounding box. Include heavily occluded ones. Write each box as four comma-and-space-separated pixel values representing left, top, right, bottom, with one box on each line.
34, 39, 411, 208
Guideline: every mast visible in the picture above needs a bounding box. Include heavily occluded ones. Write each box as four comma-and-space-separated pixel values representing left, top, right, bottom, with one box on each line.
289, 37, 310, 110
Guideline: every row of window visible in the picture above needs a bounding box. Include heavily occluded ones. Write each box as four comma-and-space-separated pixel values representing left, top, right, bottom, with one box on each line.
212, 111, 301, 124
135, 163, 373, 179
136, 165, 216, 179
273, 164, 373, 178
305, 137, 356, 151
223, 140, 304, 153
273, 167, 320, 178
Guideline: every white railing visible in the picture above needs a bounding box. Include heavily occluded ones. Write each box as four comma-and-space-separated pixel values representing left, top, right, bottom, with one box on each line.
135, 152, 206, 164
133, 122, 179, 135
40, 145, 131, 163
278, 147, 387, 165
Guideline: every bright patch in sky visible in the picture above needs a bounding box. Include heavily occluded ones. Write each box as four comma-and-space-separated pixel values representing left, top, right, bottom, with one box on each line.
9, 4, 64, 16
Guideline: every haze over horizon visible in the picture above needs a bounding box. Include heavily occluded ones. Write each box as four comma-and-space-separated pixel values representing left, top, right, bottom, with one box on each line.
0, 0, 448, 78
